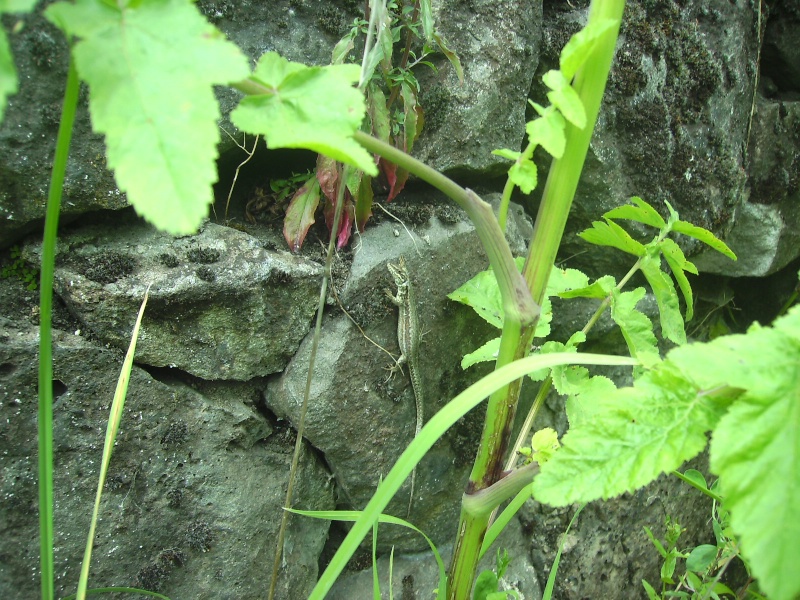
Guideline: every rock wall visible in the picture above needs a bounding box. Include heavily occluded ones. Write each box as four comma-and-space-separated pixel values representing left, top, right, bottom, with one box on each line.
1, 0, 798, 598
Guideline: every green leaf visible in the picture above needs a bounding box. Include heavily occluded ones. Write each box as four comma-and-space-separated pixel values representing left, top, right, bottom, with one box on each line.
668, 307, 800, 600
473, 570, 499, 600
672, 220, 736, 261
533, 363, 724, 506
492, 148, 520, 161
604, 196, 666, 229
579, 219, 646, 256
558, 274, 616, 300
559, 17, 619, 81
531, 427, 560, 464
526, 106, 566, 159
611, 287, 660, 366
640, 253, 686, 344
0, 0, 36, 123
659, 238, 696, 321
686, 544, 717, 573
231, 52, 376, 176
641, 579, 660, 600
283, 176, 320, 253
680, 469, 708, 491
546, 267, 591, 295
44, 0, 249, 235
461, 336, 500, 369
542, 69, 586, 129
508, 157, 538, 194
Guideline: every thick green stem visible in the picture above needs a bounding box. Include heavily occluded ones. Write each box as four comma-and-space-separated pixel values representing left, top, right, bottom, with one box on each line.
39, 58, 80, 600
446, 2, 625, 597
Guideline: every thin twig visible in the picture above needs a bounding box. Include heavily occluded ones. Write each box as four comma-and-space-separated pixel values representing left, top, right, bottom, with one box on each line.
374, 202, 423, 257
217, 129, 259, 222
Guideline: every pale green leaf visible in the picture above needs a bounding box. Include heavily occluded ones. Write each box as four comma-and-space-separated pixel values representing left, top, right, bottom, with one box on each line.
640, 253, 685, 344
668, 307, 800, 600
604, 196, 666, 229
508, 157, 537, 194
559, 17, 619, 81
579, 219, 646, 256
558, 274, 616, 299
546, 267, 591, 295
611, 287, 660, 366
526, 106, 566, 159
461, 336, 500, 369
231, 52, 376, 175
534, 363, 723, 506
660, 238, 695, 321
0, 28, 15, 123
0, 0, 36, 123
672, 220, 736, 261
492, 148, 520, 161
542, 69, 586, 129
45, 0, 250, 235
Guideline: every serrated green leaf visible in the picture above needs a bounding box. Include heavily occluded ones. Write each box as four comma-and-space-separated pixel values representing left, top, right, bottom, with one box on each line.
546, 267, 591, 295
542, 69, 586, 129
449, 261, 550, 338
559, 18, 619, 81
672, 220, 736, 260
508, 157, 538, 194
640, 253, 686, 344
579, 219, 646, 256
559, 274, 616, 299
611, 287, 660, 366
526, 106, 566, 159
231, 52, 376, 176
45, 0, 249, 235
461, 336, 500, 369
604, 196, 666, 229
668, 307, 800, 600
533, 363, 723, 506
660, 238, 696, 321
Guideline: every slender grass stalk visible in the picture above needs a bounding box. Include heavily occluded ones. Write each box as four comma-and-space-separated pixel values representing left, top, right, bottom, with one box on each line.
39, 57, 80, 600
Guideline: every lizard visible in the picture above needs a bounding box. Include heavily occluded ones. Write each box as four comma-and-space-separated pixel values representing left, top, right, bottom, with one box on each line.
386, 255, 424, 518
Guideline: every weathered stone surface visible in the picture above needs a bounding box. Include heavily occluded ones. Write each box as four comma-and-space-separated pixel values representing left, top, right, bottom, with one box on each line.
0, 310, 333, 599
39, 217, 321, 380
267, 193, 531, 552
412, 0, 542, 177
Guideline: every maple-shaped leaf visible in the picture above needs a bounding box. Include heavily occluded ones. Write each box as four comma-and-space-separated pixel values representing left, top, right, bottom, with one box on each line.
0, 0, 36, 123
533, 362, 726, 505
45, 0, 249, 235
283, 176, 320, 252
668, 307, 800, 600
231, 52, 376, 176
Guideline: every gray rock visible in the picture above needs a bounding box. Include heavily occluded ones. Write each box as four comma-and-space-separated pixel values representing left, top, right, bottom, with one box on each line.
39, 217, 321, 380
0, 314, 333, 599
412, 0, 543, 177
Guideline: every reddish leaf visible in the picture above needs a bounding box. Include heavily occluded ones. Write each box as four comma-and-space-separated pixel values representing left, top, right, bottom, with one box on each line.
316, 154, 339, 203
323, 193, 354, 249
283, 177, 320, 252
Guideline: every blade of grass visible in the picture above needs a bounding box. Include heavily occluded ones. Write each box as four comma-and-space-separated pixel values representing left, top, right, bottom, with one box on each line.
39, 57, 80, 600
542, 504, 585, 600
76, 286, 151, 600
